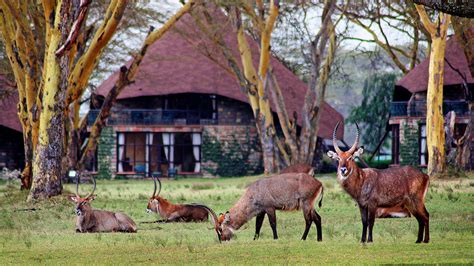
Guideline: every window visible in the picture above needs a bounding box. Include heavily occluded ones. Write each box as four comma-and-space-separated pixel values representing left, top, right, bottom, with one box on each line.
419, 124, 427, 165
149, 132, 201, 175
117, 132, 202, 176
117, 133, 147, 173
391, 125, 400, 164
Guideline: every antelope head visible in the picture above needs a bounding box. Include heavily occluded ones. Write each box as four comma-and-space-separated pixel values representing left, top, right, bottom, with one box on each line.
216, 211, 234, 241
146, 176, 162, 214
68, 175, 96, 216
327, 122, 364, 181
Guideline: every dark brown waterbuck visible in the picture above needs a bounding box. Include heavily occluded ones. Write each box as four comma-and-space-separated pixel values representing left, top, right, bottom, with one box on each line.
281, 163, 409, 219
146, 177, 209, 222
200, 173, 324, 242
327, 122, 430, 243
68, 176, 137, 233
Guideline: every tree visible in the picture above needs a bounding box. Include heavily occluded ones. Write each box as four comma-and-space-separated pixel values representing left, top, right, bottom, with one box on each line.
338, 0, 431, 74
347, 73, 397, 151
190, 0, 338, 172
413, 0, 474, 18
0, 0, 197, 200
415, 5, 450, 176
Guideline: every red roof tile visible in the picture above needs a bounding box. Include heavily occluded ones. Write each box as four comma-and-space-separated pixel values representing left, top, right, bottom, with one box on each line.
396, 36, 474, 93
96, 7, 344, 140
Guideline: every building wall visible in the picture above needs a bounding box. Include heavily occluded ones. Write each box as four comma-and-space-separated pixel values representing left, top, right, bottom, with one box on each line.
217, 96, 255, 125
398, 118, 420, 166
201, 125, 262, 177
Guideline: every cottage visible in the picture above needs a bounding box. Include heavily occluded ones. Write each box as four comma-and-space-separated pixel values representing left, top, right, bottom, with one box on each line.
0, 76, 24, 170
92, 9, 344, 178
389, 36, 474, 169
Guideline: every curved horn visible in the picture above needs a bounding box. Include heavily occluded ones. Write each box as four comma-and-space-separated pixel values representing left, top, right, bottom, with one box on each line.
348, 122, 360, 154
191, 204, 221, 242
332, 121, 343, 154
152, 175, 157, 197
75, 172, 80, 197
156, 177, 162, 197
85, 175, 96, 199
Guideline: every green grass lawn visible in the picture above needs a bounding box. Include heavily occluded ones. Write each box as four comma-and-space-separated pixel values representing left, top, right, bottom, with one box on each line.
0, 173, 473, 264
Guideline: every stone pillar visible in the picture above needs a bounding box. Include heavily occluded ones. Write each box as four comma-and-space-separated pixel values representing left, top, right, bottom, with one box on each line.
97, 126, 116, 179
399, 118, 420, 166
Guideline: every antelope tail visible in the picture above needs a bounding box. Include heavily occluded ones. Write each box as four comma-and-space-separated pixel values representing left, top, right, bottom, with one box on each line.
318, 187, 324, 208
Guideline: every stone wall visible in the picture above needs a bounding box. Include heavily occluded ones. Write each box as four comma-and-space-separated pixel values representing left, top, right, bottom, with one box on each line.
97, 126, 116, 179
399, 118, 420, 166
201, 125, 263, 177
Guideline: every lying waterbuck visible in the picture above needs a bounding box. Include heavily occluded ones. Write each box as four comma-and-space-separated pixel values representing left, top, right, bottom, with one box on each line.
327, 122, 430, 243
68, 176, 137, 233
202, 173, 324, 242
146, 177, 209, 222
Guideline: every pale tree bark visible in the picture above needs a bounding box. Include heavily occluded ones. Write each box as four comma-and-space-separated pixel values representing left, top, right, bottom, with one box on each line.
29, 1, 71, 200
0, 0, 129, 199
415, 5, 450, 177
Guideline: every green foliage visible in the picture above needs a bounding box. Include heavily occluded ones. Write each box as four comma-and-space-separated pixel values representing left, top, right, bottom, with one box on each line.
0, 174, 473, 264
347, 73, 398, 151
202, 130, 262, 177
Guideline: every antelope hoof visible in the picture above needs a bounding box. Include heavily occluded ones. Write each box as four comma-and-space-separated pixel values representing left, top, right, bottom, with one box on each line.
415, 240, 422, 244
423, 239, 429, 244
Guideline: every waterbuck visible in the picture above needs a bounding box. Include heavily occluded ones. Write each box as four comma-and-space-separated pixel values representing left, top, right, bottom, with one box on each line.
201, 173, 324, 242
281, 163, 409, 219
68, 176, 137, 233
146, 177, 209, 222
327, 122, 430, 243
281, 163, 314, 176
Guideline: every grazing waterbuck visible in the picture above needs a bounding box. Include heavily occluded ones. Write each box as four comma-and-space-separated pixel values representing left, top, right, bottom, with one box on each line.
201, 173, 324, 242
68, 176, 137, 233
146, 177, 209, 222
327, 122, 430, 243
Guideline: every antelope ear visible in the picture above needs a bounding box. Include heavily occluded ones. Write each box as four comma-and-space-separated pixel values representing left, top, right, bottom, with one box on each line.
68, 195, 79, 202
87, 195, 96, 201
224, 211, 231, 224
327, 150, 339, 160
353, 146, 364, 158
308, 168, 315, 176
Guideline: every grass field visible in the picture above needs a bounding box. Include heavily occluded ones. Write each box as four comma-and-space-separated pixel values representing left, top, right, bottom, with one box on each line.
0, 173, 473, 264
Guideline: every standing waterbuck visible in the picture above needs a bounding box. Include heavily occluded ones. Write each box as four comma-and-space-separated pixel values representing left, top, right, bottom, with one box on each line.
282, 163, 409, 219
146, 177, 209, 222
201, 173, 324, 242
68, 176, 137, 233
327, 122, 430, 243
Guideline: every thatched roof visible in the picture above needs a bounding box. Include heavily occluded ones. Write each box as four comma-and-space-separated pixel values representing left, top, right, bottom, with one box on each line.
96, 6, 344, 140
396, 36, 474, 93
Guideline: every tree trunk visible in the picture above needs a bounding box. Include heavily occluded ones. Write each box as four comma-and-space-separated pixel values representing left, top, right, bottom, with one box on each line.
416, 6, 450, 177
426, 35, 447, 175
28, 2, 70, 200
